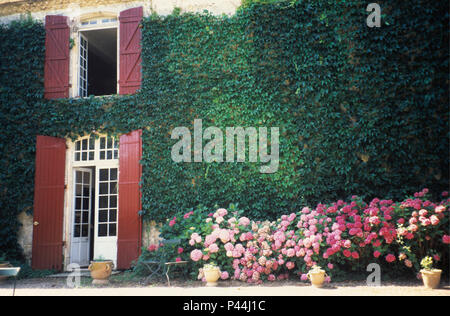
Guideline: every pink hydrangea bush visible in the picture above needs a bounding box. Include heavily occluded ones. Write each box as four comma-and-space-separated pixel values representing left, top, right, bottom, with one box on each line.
138, 190, 449, 283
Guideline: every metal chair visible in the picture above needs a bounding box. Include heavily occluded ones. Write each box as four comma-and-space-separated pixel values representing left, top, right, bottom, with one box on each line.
0, 267, 21, 296
142, 239, 187, 286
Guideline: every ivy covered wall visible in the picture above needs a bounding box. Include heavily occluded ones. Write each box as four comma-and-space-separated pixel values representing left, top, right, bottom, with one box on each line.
0, 0, 448, 259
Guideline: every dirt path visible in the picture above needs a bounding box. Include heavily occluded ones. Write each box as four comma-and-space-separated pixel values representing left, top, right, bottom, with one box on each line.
1, 277, 449, 296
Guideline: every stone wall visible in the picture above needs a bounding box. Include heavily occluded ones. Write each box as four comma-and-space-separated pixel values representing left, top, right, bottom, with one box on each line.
0, 0, 242, 22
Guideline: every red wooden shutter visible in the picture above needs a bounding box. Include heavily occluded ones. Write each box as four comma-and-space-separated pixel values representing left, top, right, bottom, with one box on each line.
119, 7, 143, 95
32, 136, 66, 271
117, 130, 143, 269
44, 15, 70, 99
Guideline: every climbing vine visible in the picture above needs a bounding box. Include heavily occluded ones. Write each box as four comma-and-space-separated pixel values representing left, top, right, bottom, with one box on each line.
0, 1, 448, 260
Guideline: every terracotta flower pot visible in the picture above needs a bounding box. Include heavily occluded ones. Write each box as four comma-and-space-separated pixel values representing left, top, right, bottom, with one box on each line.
204, 267, 221, 287
421, 269, 442, 289
307, 269, 327, 288
88, 260, 114, 285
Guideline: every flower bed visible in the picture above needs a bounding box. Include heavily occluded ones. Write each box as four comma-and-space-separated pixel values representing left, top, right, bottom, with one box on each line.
136, 189, 449, 284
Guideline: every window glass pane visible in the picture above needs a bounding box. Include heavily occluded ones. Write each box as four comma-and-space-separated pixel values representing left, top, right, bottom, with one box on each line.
99, 210, 108, 223
82, 152, 87, 161
83, 186, 90, 197
107, 137, 113, 149
107, 150, 112, 160
74, 225, 81, 238
76, 184, 82, 196
89, 137, 95, 149
82, 224, 89, 237
100, 151, 105, 160
83, 198, 90, 210
109, 209, 117, 222
75, 152, 80, 161
110, 169, 117, 181
109, 224, 117, 237
100, 169, 109, 181
109, 196, 117, 208
98, 224, 107, 237
99, 183, 108, 195
89, 151, 95, 160
100, 137, 106, 149
114, 150, 118, 159
75, 198, 81, 210
74, 211, 81, 224
99, 196, 108, 209
82, 139, 88, 150
83, 173, 90, 184
82, 211, 89, 224
110, 182, 117, 194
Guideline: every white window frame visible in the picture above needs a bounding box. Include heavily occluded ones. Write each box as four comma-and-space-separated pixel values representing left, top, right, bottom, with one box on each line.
71, 14, 120, 98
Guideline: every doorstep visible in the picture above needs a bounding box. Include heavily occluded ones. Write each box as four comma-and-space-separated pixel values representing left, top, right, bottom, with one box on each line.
48, 269, 121, 278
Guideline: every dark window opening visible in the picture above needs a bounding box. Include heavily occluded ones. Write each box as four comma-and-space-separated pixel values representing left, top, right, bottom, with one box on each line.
80, 28, 117, 96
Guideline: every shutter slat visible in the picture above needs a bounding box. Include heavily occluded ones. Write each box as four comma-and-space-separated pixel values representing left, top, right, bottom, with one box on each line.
44, 15, 70, 99
119, 7, 143, 95
117, 130, 143, 269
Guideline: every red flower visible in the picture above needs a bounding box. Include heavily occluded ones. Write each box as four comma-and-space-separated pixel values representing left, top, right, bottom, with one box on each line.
385, 254, 396, 263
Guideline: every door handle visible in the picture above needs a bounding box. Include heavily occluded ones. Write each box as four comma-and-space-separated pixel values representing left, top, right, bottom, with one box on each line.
33, 221, 40, 227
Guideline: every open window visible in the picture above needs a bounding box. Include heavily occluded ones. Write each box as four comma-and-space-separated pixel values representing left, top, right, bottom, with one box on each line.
44, 7, 143, 100
78, 19, 118, 97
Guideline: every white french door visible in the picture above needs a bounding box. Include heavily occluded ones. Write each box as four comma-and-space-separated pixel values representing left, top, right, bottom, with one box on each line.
70, 168, 92, 267
94, 166, 119, 267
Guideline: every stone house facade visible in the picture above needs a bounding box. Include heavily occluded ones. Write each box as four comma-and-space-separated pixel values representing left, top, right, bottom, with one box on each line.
0, 0, 241, 271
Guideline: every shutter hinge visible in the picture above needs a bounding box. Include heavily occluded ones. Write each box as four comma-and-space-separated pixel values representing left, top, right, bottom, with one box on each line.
62, 241, 66, 247
64, 184, 68, 190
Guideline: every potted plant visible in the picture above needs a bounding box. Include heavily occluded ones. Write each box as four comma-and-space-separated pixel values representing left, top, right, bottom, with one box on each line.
88, 257, 114, 285
307, 265, 327, 288
420, 256, 442, 289
203, 263, 221, 287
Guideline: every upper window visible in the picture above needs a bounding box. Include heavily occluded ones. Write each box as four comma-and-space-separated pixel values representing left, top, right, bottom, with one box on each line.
78, 18, 118, 97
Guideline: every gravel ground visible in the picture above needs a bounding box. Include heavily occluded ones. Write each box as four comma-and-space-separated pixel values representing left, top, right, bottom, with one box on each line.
1, 276, 449, 296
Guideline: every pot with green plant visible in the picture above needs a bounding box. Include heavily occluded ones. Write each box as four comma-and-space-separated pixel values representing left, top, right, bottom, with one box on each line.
420, 256, 442, 289
88, 257, 114, 285
203, 263, 221, 287
307, 265, 327, 288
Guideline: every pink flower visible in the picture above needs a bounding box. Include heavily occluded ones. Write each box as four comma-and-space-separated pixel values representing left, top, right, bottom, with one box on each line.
238, 217, 250, 227
217, 208, 228, 217
177, 247, 184, 254
443, 235, 450, 244
351, 251, 359, 259
442, 191, 449, 197
430, 215, 439, 226
190, 249, 203, 262
268, 274, 276, 281
176, 257, 182, 262
343, 250, 351, 258
208, 243, 219, 253
300, 274, 308, 281
286, 262, 295, 270
373, 251, 381, 258
404, 259, 412, 268
328, 263, 334, 270
386, 254, 396, 263
221, 271, 229, 280
433, 254, 440, 262
148, 244, 158, 252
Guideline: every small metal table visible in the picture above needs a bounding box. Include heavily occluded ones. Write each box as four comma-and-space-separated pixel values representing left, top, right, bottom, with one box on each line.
142, 260, 188, 287
0, 267, 21, 296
